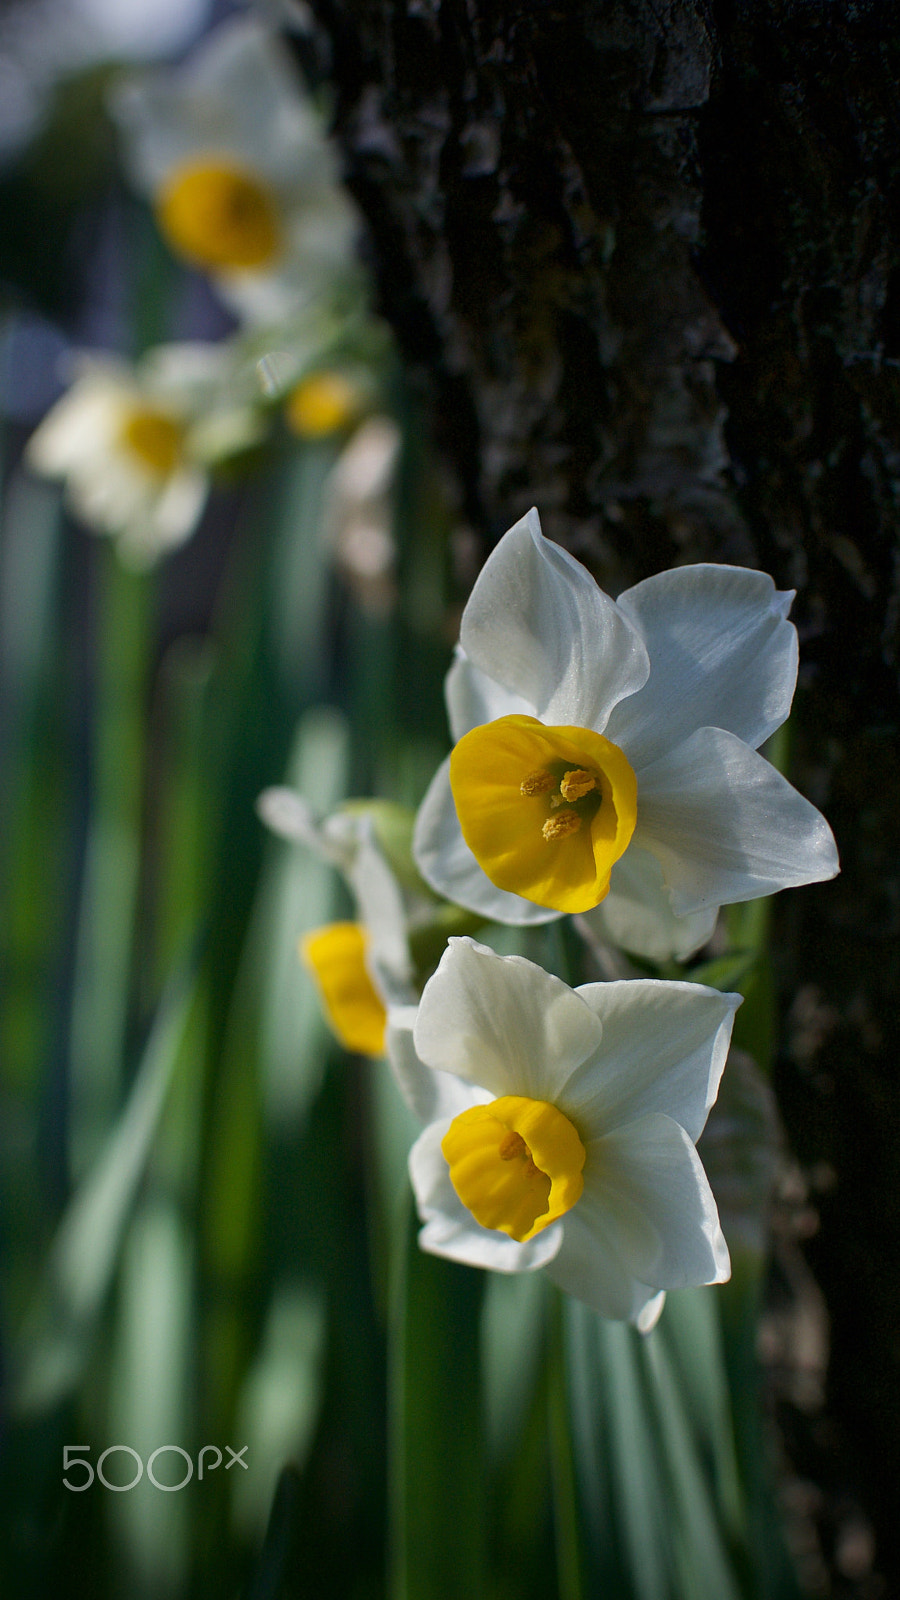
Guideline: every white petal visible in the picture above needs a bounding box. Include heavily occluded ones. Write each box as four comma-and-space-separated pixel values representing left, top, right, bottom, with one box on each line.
563, 979, 740, 1144
577, 844, 718, 963
140, 341, 230, 391
346, 834, 414, 999
412, 757, 560, 926
409, 1121, 563, 1272
111, 19, 330, 194
635, 726, 840, 915
183, 21, 331, 188
549, 1115, 729, 1307
386, 1011, 486, 1124
254, 787, 307, 842
697, 1048, 781, 1254
607, 563, 798, 769
210, 271, 327, 328
444, 649, 534, 743
635, 1292, 666, 1333
597, 1116, 731, 1288
280, 184, 360, 266
187, 405, 268, 464
459, 508, 649, 731
26, 381, 124, 476
67, 452, 153, 535
256, 788, 337, 856
413, 937, 604, 1103
149, 466, 208, 551
319, 809, 370, 873
544, 1208, 661, 1320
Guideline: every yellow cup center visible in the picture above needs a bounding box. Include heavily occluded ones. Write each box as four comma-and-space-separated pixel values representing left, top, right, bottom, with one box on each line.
155, 160, 282, 271
442, 1094, 585, 1243
449, 715, 638, 914
301, 922, 387, 1058
285, 372, 361, 438
120, 407, 184, 476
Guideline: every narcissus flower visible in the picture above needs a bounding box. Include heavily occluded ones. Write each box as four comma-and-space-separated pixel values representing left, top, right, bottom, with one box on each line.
257, 790, 422, 1057
111, 19, 360, 325
387, 937, 737, 1324
26, 345, 264, 566
413, 508, 839, 959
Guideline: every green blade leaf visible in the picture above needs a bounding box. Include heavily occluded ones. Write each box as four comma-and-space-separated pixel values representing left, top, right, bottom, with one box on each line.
12, 964, 196, 1414
389, 1208, 485, 1600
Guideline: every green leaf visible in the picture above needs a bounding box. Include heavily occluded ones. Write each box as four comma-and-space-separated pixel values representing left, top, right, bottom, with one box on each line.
11, 965, 196, 1414
638, 1326, 743, 1600
566, 1306, 674, 1600
688, 951, 757, 994
658, 1290, 745, 1549
231, 1284, 327, 1541
389, 1209, 485, 1600
105, 1200, 193, 1591
547, 1290, 585, 1600
68, 551, 153, 1181
481, 1271, 547, 1468
246, 1464, 305, 1600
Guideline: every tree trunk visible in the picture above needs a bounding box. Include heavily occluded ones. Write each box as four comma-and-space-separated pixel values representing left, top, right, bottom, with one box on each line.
304, 1, 900, 1589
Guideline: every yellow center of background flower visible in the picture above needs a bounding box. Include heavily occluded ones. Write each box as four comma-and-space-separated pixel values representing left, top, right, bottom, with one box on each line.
442, 1094, 585, 1242
156, 160, 282, 270
449, 714, 638, 913
301, 922, 386, 1057
120, 408, 184, 475
286, 372, 360, 438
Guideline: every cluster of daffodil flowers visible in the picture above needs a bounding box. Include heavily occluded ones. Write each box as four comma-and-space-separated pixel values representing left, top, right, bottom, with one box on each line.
266, 506, 838, 1327
25, 17, 394, 571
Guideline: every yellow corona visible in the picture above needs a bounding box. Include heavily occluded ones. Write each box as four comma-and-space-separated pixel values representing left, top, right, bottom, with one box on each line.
156, 161, 282, 271
449, 714, 637, 913
442, 1094, 585, 1242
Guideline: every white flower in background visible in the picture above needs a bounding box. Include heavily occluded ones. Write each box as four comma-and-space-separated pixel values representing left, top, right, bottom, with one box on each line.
257, 789, 420, 1057
413, 508, 839, 961
25, 343, 265, 566
387, 937, 737, 1325
110, 17, 360, 325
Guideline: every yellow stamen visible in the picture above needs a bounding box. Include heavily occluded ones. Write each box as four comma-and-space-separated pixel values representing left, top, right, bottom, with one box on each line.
542, 810, 581, 841
285, 371, 360, 438
300, 922, 386, 1058
499, 1129, 527, 1160
442, 1094, 585, 1243
155, 160, 282, 271
560, 769, 596, 801
520, 769, 556, 797
120, 408, 184, 475
449, 714, 638, 914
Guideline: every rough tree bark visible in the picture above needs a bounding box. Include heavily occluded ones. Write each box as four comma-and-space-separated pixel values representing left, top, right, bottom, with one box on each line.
300, 1, 900, 1592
